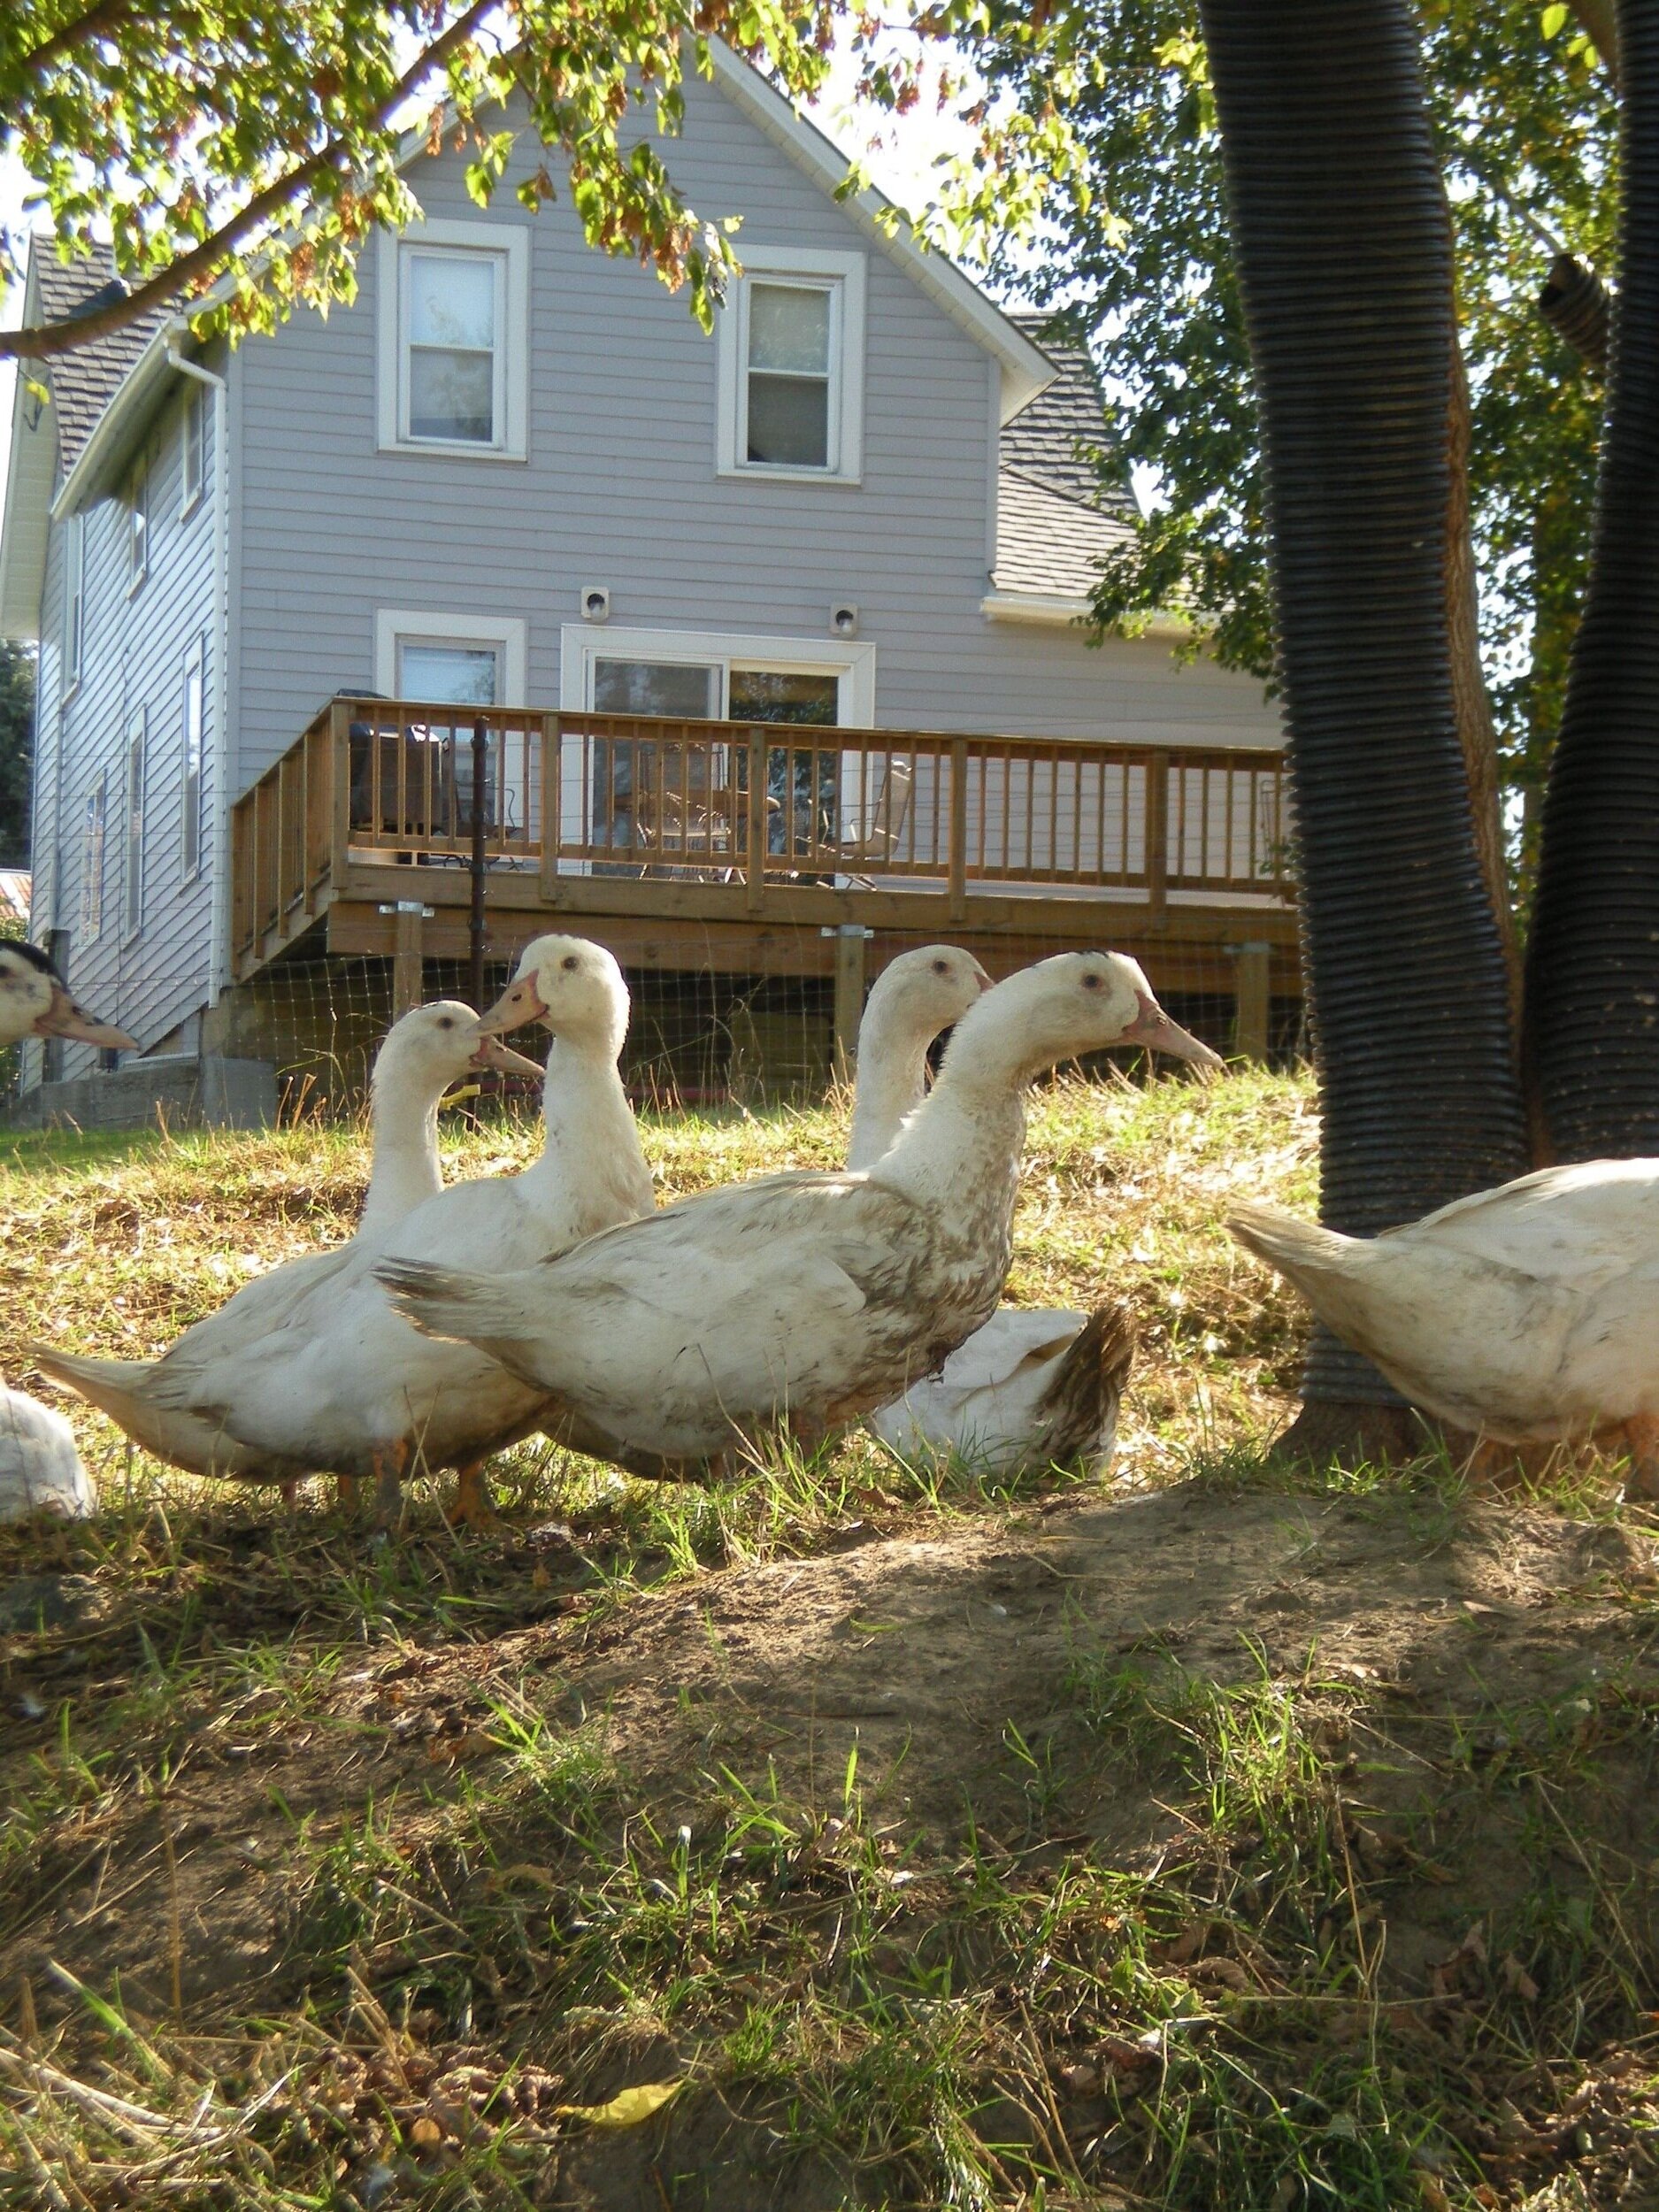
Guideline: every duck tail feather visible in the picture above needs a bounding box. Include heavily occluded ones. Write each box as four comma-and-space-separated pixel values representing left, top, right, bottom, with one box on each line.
1226, 1203, 1362, 1286
26, 1342, 160, 1412
375, 1258, 527, 1346
1033, 1301, 1138, 1466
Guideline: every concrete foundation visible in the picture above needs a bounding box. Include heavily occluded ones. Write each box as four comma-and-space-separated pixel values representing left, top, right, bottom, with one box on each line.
4, 1053, 275, 1133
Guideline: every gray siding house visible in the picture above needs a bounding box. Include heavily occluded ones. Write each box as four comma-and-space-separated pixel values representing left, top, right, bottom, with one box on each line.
0, 45, 1285, 1109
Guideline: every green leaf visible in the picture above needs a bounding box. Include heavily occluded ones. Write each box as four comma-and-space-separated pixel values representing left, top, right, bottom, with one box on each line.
1541, 4, 1570, 35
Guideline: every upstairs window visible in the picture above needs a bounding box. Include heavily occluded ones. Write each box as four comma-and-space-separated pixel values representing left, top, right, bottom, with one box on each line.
745, 283, 833, 468
378, 221, 529, 460
180, 383, 207, 516
127, 453, 150, 589
717, 250, 865, 485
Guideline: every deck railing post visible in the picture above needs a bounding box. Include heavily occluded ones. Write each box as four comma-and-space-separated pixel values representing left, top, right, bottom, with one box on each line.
1233, 940, 1272, 1061
948, 737, 969, 922
1147, 749, 1171, 929
746, 726, 768, 914
829, 922, 872, 1085
330, 700, 352, 877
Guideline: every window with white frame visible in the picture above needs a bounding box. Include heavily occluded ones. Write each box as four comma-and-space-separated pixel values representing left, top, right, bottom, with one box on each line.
373, 610, 526, 705
124, 707, 147, 936
127, 453, 150, 588
716, 250, 865, 483
80, 774, 106, 943
180, 384, 207, 516
181, 641, 205, 876
377, 220, 529, 459
63, 512, 85, 689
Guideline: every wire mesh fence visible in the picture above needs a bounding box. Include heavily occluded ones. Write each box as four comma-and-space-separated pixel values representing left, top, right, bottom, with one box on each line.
219, 925, 1305, 1130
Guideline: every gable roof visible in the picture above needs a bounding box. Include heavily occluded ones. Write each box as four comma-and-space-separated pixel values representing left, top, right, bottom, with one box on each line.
707, 47, 1052, 424
1, 48, 1059, 641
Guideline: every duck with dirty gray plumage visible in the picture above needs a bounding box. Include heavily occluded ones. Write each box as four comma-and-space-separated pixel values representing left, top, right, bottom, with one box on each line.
849, 946, 1139, 1479
378, 953, 1217, 1466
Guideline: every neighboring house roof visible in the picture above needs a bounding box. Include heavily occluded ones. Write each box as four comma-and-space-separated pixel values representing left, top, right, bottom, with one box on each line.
987, 315, 1141, 625
0, 871, 31, 927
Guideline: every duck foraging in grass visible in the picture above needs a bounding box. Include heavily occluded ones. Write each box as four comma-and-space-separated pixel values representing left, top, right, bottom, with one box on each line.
0, 941, 134, 1050
378, 952, 1218, 1467
848, 946, 1141, 1479
28, 1002, 544, 1491
1229, 1162, 1659, 1491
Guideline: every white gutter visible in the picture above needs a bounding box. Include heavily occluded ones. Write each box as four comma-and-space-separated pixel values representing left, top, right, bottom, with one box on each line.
980, 589, 1192, 637
167, 339, 232, 1003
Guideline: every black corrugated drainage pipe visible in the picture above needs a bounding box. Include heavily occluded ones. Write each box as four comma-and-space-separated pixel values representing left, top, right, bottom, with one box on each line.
1196, 0, 1530, 1427
1526, 0, 1659, 1161
1539, 253, 1612, 373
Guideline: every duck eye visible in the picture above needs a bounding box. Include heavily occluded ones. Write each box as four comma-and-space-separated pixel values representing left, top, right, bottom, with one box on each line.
933, 959, 949, 975
561, 954, 579, 972
1082, 972, 1102, 991
438, 1017, 454, 1029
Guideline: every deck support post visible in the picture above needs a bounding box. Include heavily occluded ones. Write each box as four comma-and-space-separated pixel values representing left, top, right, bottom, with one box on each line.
1233, 940, 1272, 1062
827, 923, 872, 1085
382, 900, 432, 1020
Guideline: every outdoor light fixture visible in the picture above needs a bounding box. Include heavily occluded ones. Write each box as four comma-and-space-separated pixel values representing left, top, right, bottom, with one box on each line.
831, 602, 859, 637
581, 585, 611, 623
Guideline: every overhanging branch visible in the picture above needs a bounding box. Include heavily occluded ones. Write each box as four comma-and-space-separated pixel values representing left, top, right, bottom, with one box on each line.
0, 0, 495, 363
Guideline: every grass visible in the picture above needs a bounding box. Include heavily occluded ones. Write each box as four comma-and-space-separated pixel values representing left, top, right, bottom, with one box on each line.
2, 1068, 1658, 2208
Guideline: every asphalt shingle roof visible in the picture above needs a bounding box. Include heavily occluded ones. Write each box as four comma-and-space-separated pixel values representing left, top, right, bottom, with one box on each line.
994, 313, 1138, 602
33, 242, 167, 472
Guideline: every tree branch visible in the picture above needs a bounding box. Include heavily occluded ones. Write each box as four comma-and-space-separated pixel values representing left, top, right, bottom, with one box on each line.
0, 0, 496, 363
1568, 0, 1619, 85
18, 0, 139, 81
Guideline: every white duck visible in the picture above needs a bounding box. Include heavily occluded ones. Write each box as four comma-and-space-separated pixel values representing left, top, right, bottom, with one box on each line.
142, 936, 655, 1522
378, 953, 1218, 1465
1229, 1164, 1659, 1489
0, 940, 135, 1051
28, 1002, 542, 1488
1, 1374, 94, 1522
850, 947, 1140, 1478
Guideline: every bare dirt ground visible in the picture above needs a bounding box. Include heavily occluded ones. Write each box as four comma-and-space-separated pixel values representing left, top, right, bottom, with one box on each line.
5, 1469, 1659, 2208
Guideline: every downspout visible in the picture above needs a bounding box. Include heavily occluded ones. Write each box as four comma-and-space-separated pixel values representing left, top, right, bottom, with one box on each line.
165, 339, 231, 1013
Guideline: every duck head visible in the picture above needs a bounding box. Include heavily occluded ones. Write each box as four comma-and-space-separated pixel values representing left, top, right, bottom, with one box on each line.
862, 945, 990, 1051
476, 935, 630, 1062
0, 942, 137, 1051
373, 1001, 543, 1100
948, 951, 1223, 1087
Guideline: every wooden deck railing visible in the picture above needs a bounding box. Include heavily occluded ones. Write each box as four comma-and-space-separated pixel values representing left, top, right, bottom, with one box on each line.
231, 697, 1291, 974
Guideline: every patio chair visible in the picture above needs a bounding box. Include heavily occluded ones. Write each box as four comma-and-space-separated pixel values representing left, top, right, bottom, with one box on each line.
833, 757, 914, 877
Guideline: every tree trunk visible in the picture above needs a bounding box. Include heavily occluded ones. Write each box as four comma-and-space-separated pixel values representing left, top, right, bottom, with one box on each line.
1525, 0, 1659, 1164
1196, 0, 1531, 1454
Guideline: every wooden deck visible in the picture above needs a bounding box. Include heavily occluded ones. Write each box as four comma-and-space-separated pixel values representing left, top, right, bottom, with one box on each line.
231, 699, 1300, 1056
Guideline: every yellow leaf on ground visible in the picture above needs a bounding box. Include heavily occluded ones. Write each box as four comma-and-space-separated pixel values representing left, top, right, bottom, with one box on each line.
555, 2079, 683, 2128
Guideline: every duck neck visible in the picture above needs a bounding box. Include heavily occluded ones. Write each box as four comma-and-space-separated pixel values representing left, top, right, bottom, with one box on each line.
847, 1004, 934, 1171
519, 1032, 651, 1222
864, 1025, 1029, 1226
358, 1076, 444, 1235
